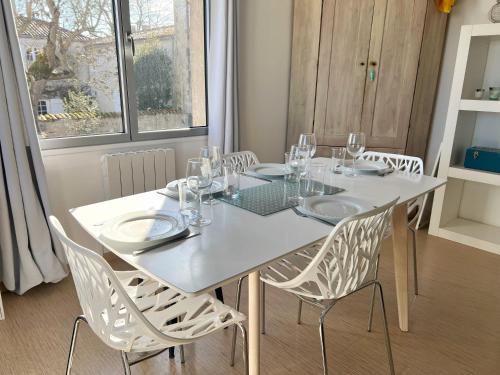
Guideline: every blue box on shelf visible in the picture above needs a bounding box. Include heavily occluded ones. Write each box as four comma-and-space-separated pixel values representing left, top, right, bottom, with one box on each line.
464, 146, 500, 174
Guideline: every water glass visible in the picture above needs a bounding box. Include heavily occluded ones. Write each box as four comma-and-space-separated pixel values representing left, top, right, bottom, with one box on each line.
178, 181, 198, 223
222, 164, 240, 199
200, 146, 222, 204
331, 147, 346, 174
308, 162, 326, 195
289, 144, 309, 179
284, 151, 298, 183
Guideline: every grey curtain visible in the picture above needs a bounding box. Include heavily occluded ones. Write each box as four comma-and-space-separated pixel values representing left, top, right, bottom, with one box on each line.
207, 0, 239, 153
0, 1, 67, 294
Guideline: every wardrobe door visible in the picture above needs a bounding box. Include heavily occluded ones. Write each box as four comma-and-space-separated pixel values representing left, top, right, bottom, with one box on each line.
314, 0, 375, 147
361, 0, 427, 149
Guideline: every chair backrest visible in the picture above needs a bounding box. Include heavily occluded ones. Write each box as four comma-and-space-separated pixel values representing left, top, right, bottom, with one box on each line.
49, 217, 186, 352
273, 198, 398, 300
359, 151, 424, 176
222, 151, 259, 173
101, 148, 176, 199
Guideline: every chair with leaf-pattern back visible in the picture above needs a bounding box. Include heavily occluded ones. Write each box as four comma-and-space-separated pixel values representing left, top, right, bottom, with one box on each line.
222, 151, 259, 173
49, 217, 248, 375
256, 199, 398, 375
359, 151, 424, 295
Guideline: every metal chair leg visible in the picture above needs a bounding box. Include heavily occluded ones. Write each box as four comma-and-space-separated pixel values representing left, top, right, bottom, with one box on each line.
297, 299, 303, 325
66, 315, 86, 375
230, 277, 244, 366
410, 227, 419, 295
238, 323, 249, 375
368, 255, 380, 332
319, 316, 328, 375
260, 281, 266, 334
318, 302, 336, 375
376, 282, 396, 375
121, 351, 131, 375
367, 285, 376, 332
179, 345, 185, 364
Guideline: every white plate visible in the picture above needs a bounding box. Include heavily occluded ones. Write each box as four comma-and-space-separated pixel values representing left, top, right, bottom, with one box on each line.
100, 210, 189, 251
163, 178, 224, 199
342, 160, 391, 174
247, 163, 289, 177
298, 195, 374, 224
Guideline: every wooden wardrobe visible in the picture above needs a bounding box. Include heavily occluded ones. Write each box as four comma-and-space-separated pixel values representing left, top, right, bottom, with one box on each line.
287, 0, 448, 159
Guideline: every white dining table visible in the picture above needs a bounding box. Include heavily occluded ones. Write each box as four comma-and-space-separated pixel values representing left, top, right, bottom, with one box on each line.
71, 157, 446, 375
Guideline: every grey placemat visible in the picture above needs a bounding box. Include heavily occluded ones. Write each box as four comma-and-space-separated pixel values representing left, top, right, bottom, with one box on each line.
217, 180, 344, 216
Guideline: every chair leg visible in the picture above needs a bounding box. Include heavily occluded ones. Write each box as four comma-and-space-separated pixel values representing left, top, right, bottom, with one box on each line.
367, 284, 376, 332
121, 351, 131, 375
297, 299, 303, 325
410, 227, 419, 295
319, 316, 328, 375
179, 345, 185, 364
230, 277, 244, 367
368, 255, 380, 332
376, 282, 396, 375
260, 281, 266, 334
66, 316, 87, 375
318, 302, 336, 375
238, 323, 249, 375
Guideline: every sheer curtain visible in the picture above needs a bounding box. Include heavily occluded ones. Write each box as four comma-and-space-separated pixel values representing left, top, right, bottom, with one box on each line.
0, 1, 67, 295
207, 0, 239, 153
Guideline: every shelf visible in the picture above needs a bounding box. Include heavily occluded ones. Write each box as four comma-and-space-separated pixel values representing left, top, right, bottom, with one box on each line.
459, 99, 500, 112
438, 218, 500, 255
448, 166, 500, 186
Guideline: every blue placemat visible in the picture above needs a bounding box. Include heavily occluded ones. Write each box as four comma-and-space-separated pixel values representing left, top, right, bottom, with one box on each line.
217, 180, 344, 216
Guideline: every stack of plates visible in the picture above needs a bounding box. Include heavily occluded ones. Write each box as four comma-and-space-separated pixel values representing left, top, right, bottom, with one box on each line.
246, 163, 290, 179
297, 195, 374, 224
342, 160, 392, 175
100, 210, 189, 252
161, 178, 224, 199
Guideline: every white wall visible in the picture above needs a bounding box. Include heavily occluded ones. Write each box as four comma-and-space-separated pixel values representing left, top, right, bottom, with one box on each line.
425, 0, 494, 173
237, 0, 293, 163
42, 136, 207, 250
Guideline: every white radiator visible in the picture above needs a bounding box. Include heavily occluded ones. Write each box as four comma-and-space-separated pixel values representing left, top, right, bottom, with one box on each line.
101, 148, 176, 199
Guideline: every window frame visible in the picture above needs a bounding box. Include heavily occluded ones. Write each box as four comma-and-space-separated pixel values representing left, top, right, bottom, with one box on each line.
38, 0, 209, 151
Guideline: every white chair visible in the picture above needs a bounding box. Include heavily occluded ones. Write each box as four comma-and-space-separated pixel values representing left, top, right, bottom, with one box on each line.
49, 217, 248, 375
259, 199, 398, 375
359, 151, 424, 294
222, 151, 259, 173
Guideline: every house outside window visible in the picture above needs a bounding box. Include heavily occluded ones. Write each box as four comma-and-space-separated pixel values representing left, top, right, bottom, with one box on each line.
13, 0, 207, 149
37, 100, 47, 115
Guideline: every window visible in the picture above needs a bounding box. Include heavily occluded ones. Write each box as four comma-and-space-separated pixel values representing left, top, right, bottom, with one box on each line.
37, 100, 47, 115
13, 0, 207, 149
25, 47, 39, 63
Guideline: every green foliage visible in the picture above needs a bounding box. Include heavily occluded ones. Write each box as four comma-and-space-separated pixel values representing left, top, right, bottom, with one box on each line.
134, 40, 173, 111
63, 89, 101, 135
27, 52, 51, 81
63, 89, 99, 114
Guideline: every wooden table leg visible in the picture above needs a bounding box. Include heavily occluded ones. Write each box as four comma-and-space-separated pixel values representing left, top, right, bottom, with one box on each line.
392, 204, 409, 332
248, 271, 261, 375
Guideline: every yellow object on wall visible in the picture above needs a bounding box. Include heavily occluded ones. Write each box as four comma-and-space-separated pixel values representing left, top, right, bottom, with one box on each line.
435, 0, 456, 13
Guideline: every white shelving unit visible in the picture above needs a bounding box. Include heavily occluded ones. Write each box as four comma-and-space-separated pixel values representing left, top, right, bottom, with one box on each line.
429, 24, 500, 255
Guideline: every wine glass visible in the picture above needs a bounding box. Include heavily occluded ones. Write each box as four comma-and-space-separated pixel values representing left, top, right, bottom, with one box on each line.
298, 133, 317, 158
186, 158, 213, 226
346, 132, 366, 176
200, 146, 222, 204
